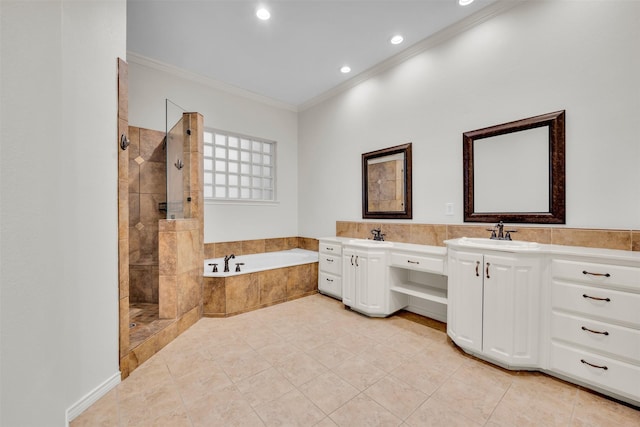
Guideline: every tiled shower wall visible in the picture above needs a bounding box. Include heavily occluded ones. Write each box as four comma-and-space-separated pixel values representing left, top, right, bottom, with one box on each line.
336, 221, 640, 251
128, 126, 166, 303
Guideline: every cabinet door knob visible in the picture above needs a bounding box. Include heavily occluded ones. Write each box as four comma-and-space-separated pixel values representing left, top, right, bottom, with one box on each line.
486, 262, 491, 279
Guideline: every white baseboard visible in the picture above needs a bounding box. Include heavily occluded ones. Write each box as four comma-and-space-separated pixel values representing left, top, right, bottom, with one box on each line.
65, 371, 121, 425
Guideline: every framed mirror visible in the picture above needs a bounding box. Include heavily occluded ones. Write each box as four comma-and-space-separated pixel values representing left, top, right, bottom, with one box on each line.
362, 143, 412, 219
463, 110, 565, 224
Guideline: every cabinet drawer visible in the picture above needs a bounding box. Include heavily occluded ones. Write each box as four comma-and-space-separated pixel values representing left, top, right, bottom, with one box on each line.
318, 272, 341, 299
550, 342, 640, 401
551, 312, 640, 362
390, 252, 444, 274
319, 242, 342, 255
552, 259, 640, 291
552, 281, 640, 328
319, 254, 341, 275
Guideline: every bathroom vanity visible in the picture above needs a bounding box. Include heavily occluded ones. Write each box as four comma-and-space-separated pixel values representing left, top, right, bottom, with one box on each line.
318, 235, 640, 406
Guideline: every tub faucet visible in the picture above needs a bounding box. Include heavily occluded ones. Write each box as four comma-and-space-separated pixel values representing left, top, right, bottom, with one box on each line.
224, 254, 235, 272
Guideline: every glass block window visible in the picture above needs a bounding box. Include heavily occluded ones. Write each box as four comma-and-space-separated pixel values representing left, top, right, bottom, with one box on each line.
203, 129, 276, 201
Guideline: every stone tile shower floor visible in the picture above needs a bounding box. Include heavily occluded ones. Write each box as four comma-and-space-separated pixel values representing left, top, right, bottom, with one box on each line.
75, 294, 640, 426
129, 303, 174, 350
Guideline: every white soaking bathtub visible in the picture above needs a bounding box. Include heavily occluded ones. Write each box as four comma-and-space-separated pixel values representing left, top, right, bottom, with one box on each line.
203, 248, 319, 277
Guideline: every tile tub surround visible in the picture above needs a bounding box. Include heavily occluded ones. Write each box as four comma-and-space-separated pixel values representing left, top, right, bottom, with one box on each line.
336, 221, 640, 251
203, 262, 319, 317
205, 236, 319, 259
71, 294, 640, 427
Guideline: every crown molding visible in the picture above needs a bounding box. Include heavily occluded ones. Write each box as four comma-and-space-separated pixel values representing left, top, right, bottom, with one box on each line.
126, 52, 299, 113
299, 0, 521, 112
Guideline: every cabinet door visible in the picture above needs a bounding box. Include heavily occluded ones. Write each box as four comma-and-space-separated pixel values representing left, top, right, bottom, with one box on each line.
342, 248, 356, 307
447, 250, 483, 353
483, 254, 539, 366
354, 251, 386, 315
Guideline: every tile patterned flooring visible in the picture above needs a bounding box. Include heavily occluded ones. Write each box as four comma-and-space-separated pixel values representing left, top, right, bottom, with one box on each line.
73, 294, 640, 426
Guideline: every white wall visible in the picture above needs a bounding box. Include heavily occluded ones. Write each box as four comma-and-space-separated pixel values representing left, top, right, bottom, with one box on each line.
0, 1, 125, 425
127, 58, 300, 242
298, 0, 640, 238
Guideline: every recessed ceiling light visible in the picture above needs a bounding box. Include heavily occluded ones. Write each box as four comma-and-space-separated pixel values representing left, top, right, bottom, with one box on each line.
459, 0, 474, 5
390, 35, 404, 45
340, 66, 351, 74
256, 8, 271, 20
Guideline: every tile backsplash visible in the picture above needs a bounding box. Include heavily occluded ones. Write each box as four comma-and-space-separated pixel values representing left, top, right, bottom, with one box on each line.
336, 221, 640, 252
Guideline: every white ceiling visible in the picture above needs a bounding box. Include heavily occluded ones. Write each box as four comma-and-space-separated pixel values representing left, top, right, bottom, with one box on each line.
127, 0, 501, 108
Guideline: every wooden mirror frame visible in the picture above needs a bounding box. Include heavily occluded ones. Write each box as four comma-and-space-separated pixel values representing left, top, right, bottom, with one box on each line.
463, 110, 565, 224
362, 143, 412, 219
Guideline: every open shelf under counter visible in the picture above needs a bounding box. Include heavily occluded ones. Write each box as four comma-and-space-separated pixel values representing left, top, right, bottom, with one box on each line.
388, 266, 448, 305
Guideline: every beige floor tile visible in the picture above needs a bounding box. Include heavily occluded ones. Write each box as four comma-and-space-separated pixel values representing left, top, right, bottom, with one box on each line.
254, 389, 325, 426
186, 384, 256, 427
235, 367, 295, 407
488, 374, 577, 427
333, 332, 378, 355
329, 393, 402, 427
216, 348, 272, 383
118, 382, 185, 426
173, 363, 234, 405
405, 396, 483, 427
257, 340, 305, 365
126, 406, 192, 427
431, 375, 508, 424
570, 389, 640, 427
71, 294, 638, 427
308, 341, 356, 369
390, 356, 451, 396
364, 375, 428, 420
69, 389, 119, 427
299, 371, 360, 414
273, 351, 329, 386
358, 342, 409, 372
332, 356, 387, 391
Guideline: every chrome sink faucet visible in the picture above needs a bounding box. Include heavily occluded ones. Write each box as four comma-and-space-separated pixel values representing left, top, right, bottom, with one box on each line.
223, 254, 235, 272
371, 228, 385, 241
487, 221, 517, 241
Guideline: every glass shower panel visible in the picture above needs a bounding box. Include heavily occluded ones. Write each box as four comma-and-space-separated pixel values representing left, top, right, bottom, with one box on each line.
166, 99, 186, 219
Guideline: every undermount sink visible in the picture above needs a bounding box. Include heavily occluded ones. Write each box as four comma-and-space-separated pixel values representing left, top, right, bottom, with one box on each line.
458, 237, 540, 250
347, 239, 394, 248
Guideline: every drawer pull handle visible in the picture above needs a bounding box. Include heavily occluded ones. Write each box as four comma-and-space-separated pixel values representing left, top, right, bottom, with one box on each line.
582, 294, 611, 302
407, 260, 420, 264
355, 256, 359, 267
581, 326, 609, 336
581, 359, 608, 370
486, 262, 491, 279
351, 255, 354, 266
326, 247, 334, 251
582, 270, 611, 278
326, 258, 334, 263
475, 261, 480, 277
326, 278, 334, 282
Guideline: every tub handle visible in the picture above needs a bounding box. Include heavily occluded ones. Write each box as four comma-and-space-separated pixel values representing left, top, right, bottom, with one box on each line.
208, 263, 218, 273
235, 263, 245, 272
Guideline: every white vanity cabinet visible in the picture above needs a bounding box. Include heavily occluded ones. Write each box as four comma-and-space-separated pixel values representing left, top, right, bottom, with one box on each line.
549, 257, 640, 403
342, 246, 390, 317
447, 246, 541, 368
318, 239, 343, 299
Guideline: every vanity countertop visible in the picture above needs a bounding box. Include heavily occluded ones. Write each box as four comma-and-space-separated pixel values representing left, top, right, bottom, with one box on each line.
319, 237, 447, 256
445, 237, 640, 264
